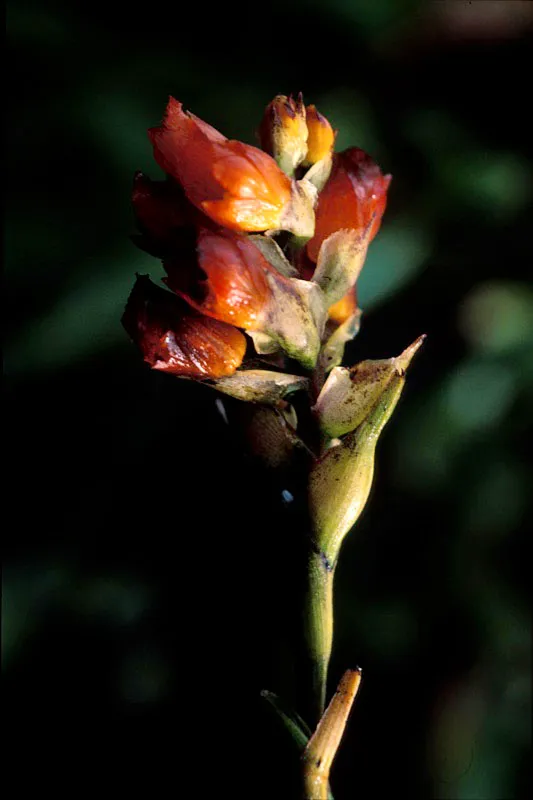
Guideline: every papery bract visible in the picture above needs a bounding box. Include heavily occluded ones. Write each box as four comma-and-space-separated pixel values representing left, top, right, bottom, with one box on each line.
314, 336, 426, 438
309, 337, 425, 562
293, 247, 359, 325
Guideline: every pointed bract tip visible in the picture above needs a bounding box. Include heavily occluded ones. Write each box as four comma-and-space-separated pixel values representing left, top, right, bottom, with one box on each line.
395, 334, 426, 373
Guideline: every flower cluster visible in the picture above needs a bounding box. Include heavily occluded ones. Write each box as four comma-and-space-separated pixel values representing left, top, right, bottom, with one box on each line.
122, 95, 425, 772
123, 95, 391, 388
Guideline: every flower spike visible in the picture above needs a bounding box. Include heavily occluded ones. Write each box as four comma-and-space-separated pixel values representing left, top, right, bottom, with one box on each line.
122, 91, 424, 800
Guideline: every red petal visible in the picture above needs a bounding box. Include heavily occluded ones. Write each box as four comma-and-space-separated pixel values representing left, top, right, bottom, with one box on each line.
122, 275, 246, 379
164, 227, 272, 330
187, 111, 227, 143
307, 148, 391, 262
211, 141, 291, 203
148, 97, 223, 202
148, 98, 291, 232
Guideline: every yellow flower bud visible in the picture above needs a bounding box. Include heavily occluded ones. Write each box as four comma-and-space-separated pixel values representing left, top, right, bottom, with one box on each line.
259, 94, 308, 176
303, 105, 336, 166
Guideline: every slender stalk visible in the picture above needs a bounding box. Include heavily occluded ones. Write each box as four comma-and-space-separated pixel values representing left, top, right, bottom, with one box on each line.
302, 546, 335, 727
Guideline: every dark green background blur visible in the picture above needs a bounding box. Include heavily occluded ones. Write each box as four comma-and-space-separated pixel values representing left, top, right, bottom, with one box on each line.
5, 0, 532, 796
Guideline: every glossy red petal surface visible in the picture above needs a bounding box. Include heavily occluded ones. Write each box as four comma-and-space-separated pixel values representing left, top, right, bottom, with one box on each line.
210, 141, 291, 203
148, 98, 223, 202
307, 148, 391, 262
200, 198, 284, 232
148, 99, 291, 232
122, 275, 246, 379
165, 227, 272, 330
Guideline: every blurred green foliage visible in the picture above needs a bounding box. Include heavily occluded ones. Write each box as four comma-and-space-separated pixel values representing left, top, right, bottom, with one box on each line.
5, 0, 532, 796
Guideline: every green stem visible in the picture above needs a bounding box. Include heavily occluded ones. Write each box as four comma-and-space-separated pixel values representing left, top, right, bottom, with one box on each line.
303, 546, 335, 727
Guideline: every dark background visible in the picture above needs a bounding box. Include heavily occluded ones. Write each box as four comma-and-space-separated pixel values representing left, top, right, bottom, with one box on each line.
5, 1, 532, 796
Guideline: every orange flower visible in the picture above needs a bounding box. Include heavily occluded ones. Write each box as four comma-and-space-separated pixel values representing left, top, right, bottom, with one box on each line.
303, 105, 336, 166
148, 97, 293, 233
122, 275, 246, 379
259, 94, 308, 175
163, 226, 273, 331
306, 148, 391, 263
